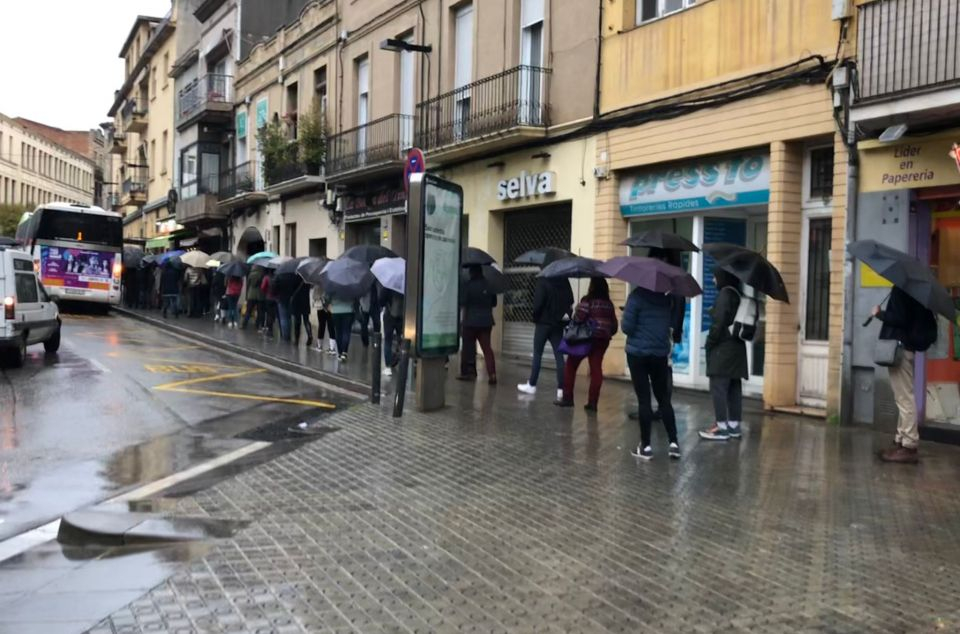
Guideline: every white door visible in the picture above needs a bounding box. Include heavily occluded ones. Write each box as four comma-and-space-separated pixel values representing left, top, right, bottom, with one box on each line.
399, 35, 415, 150
357, 58, 370, 163
798, 215, 832, 407
519, 0, 544, 125
454, 5, 473, 140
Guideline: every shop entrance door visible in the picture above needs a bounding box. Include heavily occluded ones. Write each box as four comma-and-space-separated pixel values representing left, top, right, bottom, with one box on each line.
502, 204, 571, 359
923, 200, 960, 427
798, 216, 832, 407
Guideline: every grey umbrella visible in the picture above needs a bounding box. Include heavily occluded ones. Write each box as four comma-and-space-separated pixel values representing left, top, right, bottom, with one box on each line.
343, 244, 397, 265
320, 258, 375, 300
218, 260, 249, 278
514, 247, 574, 266
275, 256, 308, 276
462, 247, 496, 267
538, 256, 608, 279
296, 257, 329, 286
849, 240, 956, 320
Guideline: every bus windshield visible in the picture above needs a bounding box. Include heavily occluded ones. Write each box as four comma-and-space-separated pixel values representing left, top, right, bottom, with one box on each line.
36, 209, 123, 247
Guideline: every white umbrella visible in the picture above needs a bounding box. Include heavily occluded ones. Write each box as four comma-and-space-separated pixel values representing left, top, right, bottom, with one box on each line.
180, 250, 212, 268
371, 257, 405, 294
264, 255, 293, 270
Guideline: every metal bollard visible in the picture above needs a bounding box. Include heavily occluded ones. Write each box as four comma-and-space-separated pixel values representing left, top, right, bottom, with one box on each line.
371, 331, 382, 404
393, 338, 411, 417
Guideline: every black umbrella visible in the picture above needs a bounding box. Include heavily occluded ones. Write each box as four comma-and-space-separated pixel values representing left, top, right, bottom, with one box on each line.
342, 244, 397, 265
296, 257, 329, 286
320, 258, 375, 299
514, 247, 574, 266
275, 256, 308, 276
538, 256, 608, 279
599, 256, 702, 297
141, 254, 158, 266
462, 264, 508, 294
849, 240, 956, 320
703, 243, 789, 302
218, 260, 249, 278
621, 230, 700, 252
122, 246, 144, 268
462, 247, 496, 267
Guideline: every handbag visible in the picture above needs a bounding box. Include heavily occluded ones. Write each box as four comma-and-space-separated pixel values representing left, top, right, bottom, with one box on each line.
874, 339, 903, 367
563, 319, 594, 344
558, 338, 592, 357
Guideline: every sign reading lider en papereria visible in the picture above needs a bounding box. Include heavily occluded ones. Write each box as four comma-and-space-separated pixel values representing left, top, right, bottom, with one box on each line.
619, 153, 770, 217
859, 131, 960, 193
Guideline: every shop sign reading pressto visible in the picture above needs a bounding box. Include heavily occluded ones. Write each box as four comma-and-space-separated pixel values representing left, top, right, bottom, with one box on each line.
620, 153, 770, 217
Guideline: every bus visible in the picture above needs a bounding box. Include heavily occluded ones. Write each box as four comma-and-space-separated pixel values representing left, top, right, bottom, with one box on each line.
15, 202, 123, 306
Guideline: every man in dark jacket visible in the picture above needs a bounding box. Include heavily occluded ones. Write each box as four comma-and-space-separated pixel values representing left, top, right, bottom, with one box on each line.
160, 264, 182, 319
457, 266, 498, 384
873, 286, 938, 464
518, 277, 573, 400
622, 287, 680, 460
242, 266, 266, 330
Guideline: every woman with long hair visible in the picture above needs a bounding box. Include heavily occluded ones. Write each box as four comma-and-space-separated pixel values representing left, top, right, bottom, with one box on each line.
556, 277, 618, 410
699, 268, 748, 441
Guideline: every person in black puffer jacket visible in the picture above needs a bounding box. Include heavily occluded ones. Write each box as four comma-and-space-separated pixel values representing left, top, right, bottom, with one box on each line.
517, 276, 574, 399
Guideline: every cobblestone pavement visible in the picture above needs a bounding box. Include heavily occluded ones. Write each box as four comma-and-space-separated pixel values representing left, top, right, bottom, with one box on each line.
89, 365, 960, 633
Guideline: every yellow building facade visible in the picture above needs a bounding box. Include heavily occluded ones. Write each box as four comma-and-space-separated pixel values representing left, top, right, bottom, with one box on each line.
596, 0, 851, 416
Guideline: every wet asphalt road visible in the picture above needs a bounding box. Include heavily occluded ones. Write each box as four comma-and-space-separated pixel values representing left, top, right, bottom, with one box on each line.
0, 309, 358, 543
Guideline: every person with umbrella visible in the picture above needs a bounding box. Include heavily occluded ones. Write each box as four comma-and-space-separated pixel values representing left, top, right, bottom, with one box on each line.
556, 277, 618, 409
516, 272, 574, 400
698, 268, 749, 441
850, 240, 948, 463
224, 271, 243, 328
242, 265, 266, 331
184, 266, 205, 318
319, 257, 375, 361
290, 277, 313, 347
458, 264, 499, 384
311, 285, 337, 355
160, 259, 182, 319
358, 286, 381, 349
330, 292, 355, 361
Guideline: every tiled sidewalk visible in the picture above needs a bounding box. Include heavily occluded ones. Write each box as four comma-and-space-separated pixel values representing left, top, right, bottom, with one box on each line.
87, 360, 960, 633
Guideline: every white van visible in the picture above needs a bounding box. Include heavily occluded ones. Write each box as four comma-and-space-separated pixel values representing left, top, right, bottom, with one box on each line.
0, 245, 61, 367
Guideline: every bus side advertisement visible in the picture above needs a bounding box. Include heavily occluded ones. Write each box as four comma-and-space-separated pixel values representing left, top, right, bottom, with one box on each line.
40, 246, 116, 292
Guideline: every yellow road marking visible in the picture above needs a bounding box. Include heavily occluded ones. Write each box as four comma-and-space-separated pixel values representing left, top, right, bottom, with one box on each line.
153, 368, 336, 409
159, 388, 337, 409
142, 357, 248, 370
153, 369, 266, 390
144, 364, 220, 375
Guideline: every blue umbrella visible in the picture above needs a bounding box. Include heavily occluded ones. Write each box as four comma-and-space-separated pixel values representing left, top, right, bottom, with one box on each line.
246, 250, 277, 264
158, 250, 185, 266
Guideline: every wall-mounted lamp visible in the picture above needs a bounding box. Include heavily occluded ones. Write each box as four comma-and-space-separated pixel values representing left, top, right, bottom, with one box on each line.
380, 39, 433, 54
879, 123, 908, 143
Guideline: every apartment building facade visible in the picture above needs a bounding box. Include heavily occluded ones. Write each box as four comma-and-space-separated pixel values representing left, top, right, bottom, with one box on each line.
105, 13, 178, 247
0, 113, 95, 209
593, 0, 851, 417
845, 0, 960, 437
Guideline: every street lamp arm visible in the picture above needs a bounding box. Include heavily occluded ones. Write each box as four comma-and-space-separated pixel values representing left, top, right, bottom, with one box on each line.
380, 38, 433, 54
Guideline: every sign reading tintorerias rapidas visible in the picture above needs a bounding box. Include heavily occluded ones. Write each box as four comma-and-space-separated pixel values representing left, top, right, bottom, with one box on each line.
619, 153, 770, 216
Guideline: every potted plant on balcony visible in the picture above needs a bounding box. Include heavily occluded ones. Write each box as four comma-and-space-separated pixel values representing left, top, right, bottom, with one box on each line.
257, 119, 297, 185
298, 98, 326, 176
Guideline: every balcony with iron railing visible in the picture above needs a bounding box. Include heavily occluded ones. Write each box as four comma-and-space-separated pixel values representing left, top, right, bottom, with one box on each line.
416, 65, 550, 158
177, 74, 234, 130
120, 167, 148, 206
857, 0, 960, 102
177, 172, 228, 224
326, 113, 413, 182
122, 99, 148, 134
108, 132, 127, 155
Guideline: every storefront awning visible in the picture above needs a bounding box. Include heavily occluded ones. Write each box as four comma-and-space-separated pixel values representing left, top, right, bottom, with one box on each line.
145, 236, 170, 249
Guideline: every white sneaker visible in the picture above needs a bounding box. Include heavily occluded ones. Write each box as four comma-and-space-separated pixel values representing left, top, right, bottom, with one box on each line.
517, 382, 537, 395
383, 367, 393, 376
556, 389, 564, 400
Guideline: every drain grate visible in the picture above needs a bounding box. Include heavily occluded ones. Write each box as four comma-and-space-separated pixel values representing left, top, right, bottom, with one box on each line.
235, 420, 341, 442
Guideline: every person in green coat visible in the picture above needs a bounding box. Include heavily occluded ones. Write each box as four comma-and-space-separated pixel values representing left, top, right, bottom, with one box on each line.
699, 268, 748, 441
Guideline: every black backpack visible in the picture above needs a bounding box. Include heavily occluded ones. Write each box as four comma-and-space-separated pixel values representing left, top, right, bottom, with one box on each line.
903, 307, 938, 352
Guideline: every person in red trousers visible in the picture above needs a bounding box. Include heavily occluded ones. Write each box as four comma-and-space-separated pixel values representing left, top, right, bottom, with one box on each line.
556, 277, 618, 410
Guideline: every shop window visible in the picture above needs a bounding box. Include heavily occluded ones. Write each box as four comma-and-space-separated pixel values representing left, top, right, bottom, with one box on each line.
309, 238, 327, 259
285, 222, 297, 257
637, 0, 696, 24
808, 147, 834, 200
314, 66, 328, 119
285, 82, 299, 140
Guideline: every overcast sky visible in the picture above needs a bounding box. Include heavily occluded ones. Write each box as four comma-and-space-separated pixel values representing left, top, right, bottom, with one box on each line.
0, 0, 172, 131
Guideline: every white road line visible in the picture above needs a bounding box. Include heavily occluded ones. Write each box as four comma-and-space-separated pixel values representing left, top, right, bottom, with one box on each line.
88, 358, 112, 374
0, 441, 271, 564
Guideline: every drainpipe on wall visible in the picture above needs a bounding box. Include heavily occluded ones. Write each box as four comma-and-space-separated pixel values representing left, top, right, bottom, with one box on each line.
840, 127, 860, 425
593, 0, 603, 120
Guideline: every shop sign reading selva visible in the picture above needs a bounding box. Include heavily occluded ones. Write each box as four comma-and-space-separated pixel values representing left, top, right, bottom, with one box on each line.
619, 154, 770, 217
497, 170, 557, 201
